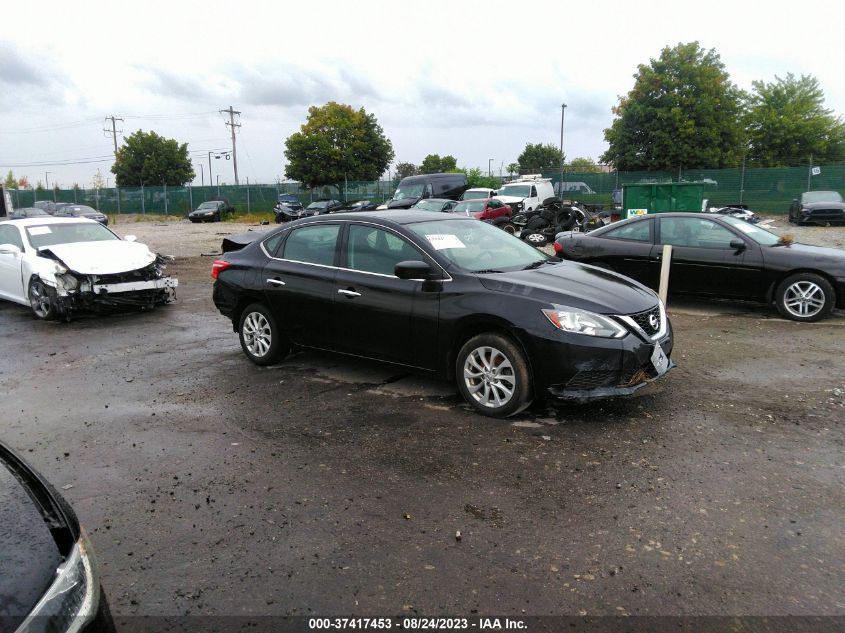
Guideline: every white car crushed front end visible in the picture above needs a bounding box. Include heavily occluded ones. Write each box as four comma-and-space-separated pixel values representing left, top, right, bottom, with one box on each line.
34, 240, 178, 315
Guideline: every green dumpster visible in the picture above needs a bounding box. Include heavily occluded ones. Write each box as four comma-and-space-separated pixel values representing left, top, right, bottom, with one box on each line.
622, 182, 706, 219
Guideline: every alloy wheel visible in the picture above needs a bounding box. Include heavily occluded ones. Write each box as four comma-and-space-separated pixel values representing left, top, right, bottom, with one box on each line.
29, 281, 52, 318
463, 346, 516, 409
243, 311, 272, 358
783, 281, 825, 319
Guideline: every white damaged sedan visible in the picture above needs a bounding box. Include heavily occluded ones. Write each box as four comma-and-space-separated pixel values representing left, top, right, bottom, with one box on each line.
0, 217, 178, 320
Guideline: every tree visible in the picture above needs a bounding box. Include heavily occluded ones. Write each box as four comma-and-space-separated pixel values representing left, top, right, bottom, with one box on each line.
566, 157, 602, 173
506, 162, 520, 177
35, 181, 44, 191
4, 170, 16, 189
517, 143, 563, 174
743, 74, 845, 167
601, 42, 744, 170
461, 167, 499, 189
284, 102, 394, 192
394, 161, 418, 180
111, 130, 194, 186
93, 169, 106, 190
419, 154, 457, 174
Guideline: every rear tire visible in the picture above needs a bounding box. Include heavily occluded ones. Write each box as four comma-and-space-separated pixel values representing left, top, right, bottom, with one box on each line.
775, 273, 835, 322
238, 303, 290, 365
456, 333, 532, 418
499, 222, 517, 235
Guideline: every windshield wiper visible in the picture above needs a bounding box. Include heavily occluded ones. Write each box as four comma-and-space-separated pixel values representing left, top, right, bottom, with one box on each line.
473, 269, 504, 274
522, 259, 558, 270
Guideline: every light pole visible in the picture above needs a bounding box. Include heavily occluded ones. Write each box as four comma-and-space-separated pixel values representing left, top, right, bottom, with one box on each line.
45, 171, 51, 189
488, 158, 493, 178
199, 163, 204, 187
560, 103, 567, 194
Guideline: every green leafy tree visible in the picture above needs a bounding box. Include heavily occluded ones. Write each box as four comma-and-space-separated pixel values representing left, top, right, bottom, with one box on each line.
566, 157, 602, 173
419, 154, 458, 174
394, 161, 418, 180
743, 74, 845, 167
4, 170, 16, 189
601, 42, 744, 170
35, 181, 44, 191
284, 102, 394, 192
111, 130, 195, 186
506, 162, 520, 177
461, 167, 499, 189
517, 143, 563, 174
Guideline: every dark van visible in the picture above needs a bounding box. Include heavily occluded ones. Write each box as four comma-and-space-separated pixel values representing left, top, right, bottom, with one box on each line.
386, 173, 469, 209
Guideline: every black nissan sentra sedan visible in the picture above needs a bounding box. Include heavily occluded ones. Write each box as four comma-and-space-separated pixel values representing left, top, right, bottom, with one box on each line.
0, 442, 115, 633
212, 211, 673, 417
554, 212, 845, 322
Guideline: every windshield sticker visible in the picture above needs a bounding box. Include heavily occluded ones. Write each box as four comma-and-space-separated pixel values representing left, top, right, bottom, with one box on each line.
28, 226, 52, 235
425, 234, 466, 250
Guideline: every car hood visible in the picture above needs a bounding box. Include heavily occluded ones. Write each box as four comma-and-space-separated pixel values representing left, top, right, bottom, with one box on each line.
802, 201, 845, 210
495, 195, 524, 203
40, 241, 157, 274
387, 198, 419, 209
478, 261, 658, 315
768, 242, 845, 266
0, 452, 65, 622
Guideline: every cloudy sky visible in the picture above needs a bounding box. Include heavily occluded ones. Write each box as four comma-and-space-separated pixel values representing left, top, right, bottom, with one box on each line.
1, 0, 843, 188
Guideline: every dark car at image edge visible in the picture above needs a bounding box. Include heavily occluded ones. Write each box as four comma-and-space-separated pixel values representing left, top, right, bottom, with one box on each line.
211, 211, 673, 417
0, 441, 115, 633
554, 212, 845, 322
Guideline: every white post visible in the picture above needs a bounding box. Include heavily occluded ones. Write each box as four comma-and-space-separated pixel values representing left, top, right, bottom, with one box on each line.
658, 245, 672, 305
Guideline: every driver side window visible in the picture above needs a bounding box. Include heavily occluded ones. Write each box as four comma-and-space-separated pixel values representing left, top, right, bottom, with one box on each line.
346, 225, 423, 276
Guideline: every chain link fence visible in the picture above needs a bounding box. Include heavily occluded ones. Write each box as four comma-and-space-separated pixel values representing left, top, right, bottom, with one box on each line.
8, 163, 844, 215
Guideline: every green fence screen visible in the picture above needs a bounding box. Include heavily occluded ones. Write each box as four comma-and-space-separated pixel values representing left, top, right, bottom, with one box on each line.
7, 163, 844, 216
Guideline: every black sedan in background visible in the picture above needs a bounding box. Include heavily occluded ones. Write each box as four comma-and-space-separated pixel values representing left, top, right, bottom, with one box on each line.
554, 212, 845, 322
789, 191, 845, 225
0, 442, 114, 632
410, 198, 458, 213
54, 204, 109, 225
212, 211, 673, 417
275, 199, 343, 223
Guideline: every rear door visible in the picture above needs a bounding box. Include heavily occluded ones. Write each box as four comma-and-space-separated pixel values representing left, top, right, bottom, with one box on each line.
262, 223, 341, 348
332, 223, 441, 370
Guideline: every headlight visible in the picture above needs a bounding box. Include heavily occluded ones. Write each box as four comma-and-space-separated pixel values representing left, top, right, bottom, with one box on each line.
55, 273, 79, 293
16, 532, 99, 633
542, 307, 627, 338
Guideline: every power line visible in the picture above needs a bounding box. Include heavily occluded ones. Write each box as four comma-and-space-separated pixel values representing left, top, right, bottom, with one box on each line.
0, 156, 114, 168
0, 117, 103, 134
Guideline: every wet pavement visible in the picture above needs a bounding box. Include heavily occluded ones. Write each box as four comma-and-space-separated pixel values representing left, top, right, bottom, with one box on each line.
0, 255, 844, 617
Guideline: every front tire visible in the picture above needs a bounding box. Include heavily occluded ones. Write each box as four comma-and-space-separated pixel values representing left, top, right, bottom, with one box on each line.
238, 303, 290, 365
456, 333, 532, 418
775, 273, 835, 322
28, 278, 58, 320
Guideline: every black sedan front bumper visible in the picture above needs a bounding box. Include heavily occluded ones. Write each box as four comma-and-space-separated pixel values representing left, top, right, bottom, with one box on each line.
518, 320, 674, 401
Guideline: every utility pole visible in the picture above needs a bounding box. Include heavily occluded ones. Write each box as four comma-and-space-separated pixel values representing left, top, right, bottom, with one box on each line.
560, 103, 567, 194
220, 106, 241, 185
104, 115, 123, 156
104, 115, 123, 217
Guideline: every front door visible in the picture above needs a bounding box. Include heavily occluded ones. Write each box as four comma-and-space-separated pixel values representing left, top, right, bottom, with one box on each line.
332, 224, 440, 369
0, 224, 25, 302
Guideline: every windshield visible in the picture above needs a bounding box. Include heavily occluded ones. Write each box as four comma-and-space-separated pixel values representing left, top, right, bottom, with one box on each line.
392, 184, 425, 200
307, 201, 330, 209
453, 201, 485, 213
198, 202, 219, 209
408, 218, 547, 273
721, 216, 780, 246
802, 191, 843, 204
64, 205, 98, 215
25, 222, 119, 248
413, 200, 445, 212
462, 190, 491, 200
498, 185, 531, 198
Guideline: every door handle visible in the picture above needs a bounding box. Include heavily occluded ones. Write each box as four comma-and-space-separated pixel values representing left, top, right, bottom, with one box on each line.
266, 278, 286, 286
337, 289, 361, 298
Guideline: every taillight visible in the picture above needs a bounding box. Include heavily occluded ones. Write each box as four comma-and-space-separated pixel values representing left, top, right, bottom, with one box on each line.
553, 241, 563, 254
211, 260, 231, 279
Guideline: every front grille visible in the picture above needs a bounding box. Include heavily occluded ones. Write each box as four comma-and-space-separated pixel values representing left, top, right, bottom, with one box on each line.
629, 305, 662, 338
93, 263, 161, 285
807, 209, 845, 221
565, 370, 618, 390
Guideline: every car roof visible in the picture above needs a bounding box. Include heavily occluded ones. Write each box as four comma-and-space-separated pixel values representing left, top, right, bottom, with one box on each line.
465, 187, 494, 191
0, 216, 99, 227
415, 198, 453, 203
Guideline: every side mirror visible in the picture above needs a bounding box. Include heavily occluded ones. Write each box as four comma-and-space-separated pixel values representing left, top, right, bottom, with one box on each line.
124, 235, 137, 242
729, 239, 746, 251
395, 260, 435, 280
0, 243, 21, 256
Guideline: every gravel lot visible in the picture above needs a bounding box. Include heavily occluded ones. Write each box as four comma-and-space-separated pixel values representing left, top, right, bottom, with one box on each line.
1, 216, 844, 621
